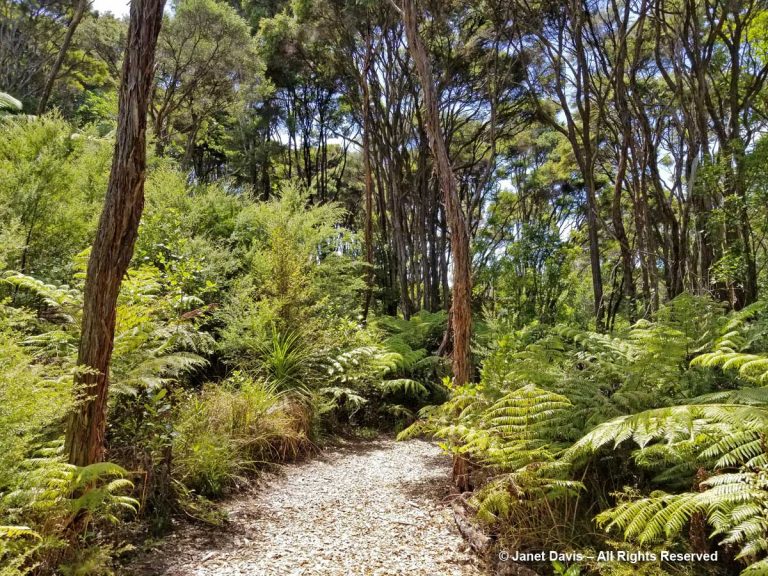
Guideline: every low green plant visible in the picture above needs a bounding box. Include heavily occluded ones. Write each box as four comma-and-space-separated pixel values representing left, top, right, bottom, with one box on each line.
1, 447, 138, 575
172, 374, 311, 497
405, 295, 768, 574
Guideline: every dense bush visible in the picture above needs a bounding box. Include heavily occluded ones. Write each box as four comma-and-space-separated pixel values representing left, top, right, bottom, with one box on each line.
0, 116, 439, 575
173, 374, 312, 498
404, 296, 768, 575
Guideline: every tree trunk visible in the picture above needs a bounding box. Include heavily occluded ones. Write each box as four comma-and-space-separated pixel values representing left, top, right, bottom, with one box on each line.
612, 142, 636, 323
584, 173, 606, 331
361, 31, 375, 323
402, 0, 472, 386
37, 0, 89, 115
65, 0, 166, 466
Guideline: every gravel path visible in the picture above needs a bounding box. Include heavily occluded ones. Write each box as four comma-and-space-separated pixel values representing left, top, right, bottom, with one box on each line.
127, 438, 487, 576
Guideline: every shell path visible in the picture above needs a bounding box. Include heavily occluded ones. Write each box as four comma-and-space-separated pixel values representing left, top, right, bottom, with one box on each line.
127, 438, 488, 576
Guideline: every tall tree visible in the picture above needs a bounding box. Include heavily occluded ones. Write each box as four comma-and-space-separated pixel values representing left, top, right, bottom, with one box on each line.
37, 0, 90, 114
150, 0, 257, 171
65, 0, 166, 466
360, 27, 375, 322
512, 0, 609, 330
1, 0, 72, 106
401, 0, 472, 386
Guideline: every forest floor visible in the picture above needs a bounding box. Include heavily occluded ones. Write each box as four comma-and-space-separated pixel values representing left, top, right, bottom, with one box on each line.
125, 437, 488, 576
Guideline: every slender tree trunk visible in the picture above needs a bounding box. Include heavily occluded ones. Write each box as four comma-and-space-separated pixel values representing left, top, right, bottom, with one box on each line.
65, 0, 166, 466
389, 171, 412, 319
610, 2, 636, 322
37, 0, 89, 115
361, 31, 375, 323
402, 0, 472, 385
439, 205, 449, 310
427, 178, 441, 311
584, 174, 605, 330
612, 141, 636, 323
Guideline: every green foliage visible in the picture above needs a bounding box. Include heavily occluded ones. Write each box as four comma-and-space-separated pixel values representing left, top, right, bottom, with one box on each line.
6, 2, 768, 575
0, 321, 71, 490
152, 0, 261, 162
217, 185, 365, 399
541, 299, 768, 573
0, 115, 111, 282
407, 295, 768, 573
0, 121, 398, 572
172, 375, 311, 497
319, 311, 448, 428
415, 381, 582, 542
0, 92, 23, 112
0, 447, 137, 575
379, 378, 429, 399
253, 328, 312, 393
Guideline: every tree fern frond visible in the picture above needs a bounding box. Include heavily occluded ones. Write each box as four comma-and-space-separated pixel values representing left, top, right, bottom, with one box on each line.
2, 273, 81, 311
378, 378, 429, 399
0, 92, 22, 111
0, 526, 39, 539
693, 388, 768, 405
568, 404, 768, 458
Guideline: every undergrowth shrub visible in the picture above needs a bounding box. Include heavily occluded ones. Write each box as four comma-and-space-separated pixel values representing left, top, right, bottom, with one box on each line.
320, 310, 450, 430
404, 295, 768, 575
172, 374, 311, 498
0, 115, 111, 284
0, 447, 138, 576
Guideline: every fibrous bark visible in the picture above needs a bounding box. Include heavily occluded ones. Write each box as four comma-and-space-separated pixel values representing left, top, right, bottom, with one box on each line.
401, 0, 472, 385
65, 0, 166, 466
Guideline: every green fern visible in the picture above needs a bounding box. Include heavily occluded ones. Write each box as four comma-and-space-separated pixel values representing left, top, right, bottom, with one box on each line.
378, 378, 429, 399
115, 351, 208, 394
0, 527, 38, 539
597, 471, 768, 563
0, 92, 22, 112
1, 447, 138, 572
318, 386, 368, 417
571, 399, 768, 572
693, 351, 768, 384
569, 404, 768, 457
2, 273, 81, 318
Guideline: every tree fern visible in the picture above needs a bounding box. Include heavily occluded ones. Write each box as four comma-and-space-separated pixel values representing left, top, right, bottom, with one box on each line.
568, 404, 768, 457
0, 92, 22, 112
0, 527, 38, 539
597, 471, 768, 571
378, 378, 429, 399
327, 346, 382, 381
693, 351, 768, 384
382, 404, 416, 421
570, 398, 768, 573
2, 273, 81, 318
462, 385, 572, 470
1, 447, 138, 572
317, 386, 368, 417
324, 327, 440, 424
115, 351, 208, 394
690, 300, 768, 384
411, 296, 768, 570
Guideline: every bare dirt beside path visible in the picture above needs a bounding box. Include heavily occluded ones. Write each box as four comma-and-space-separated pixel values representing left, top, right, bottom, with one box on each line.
126, 437, 487, 576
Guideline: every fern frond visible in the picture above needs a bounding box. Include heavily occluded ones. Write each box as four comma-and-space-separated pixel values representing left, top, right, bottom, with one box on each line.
0, 92, 22, 111
0, 526, 39, 539
379, 378, 429, 399
569, 404, 768, 457
2, 273, 81, 312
